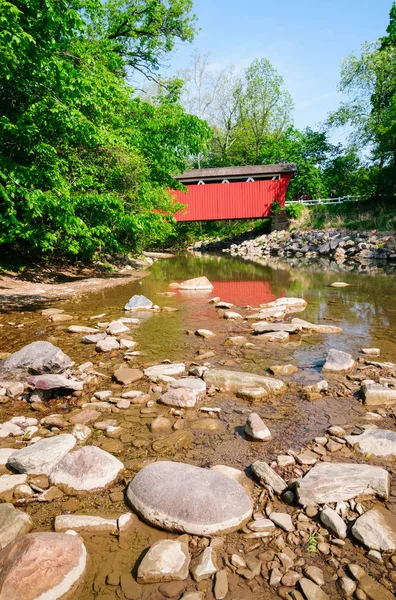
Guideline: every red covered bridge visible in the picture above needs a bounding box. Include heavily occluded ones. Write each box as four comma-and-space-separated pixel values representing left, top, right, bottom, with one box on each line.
171, 163, 296, 222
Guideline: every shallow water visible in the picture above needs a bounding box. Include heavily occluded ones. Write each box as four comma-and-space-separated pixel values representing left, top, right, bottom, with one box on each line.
1, 252, 396, 599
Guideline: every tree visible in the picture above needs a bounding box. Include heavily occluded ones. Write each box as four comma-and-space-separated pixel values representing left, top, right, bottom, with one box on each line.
0, 0, 211, 259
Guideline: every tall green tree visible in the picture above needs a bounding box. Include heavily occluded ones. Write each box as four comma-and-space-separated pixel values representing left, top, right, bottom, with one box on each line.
0, 0, 211, 259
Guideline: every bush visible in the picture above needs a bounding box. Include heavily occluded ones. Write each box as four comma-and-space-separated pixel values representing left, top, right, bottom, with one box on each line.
286, 203, 304, 219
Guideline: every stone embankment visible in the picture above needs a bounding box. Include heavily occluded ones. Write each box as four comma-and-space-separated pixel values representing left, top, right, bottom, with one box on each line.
195, 229, 396, 265
0, 276, 395, 598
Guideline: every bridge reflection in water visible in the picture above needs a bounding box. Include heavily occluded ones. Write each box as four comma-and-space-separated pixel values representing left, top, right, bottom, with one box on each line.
179, 280, 280, 306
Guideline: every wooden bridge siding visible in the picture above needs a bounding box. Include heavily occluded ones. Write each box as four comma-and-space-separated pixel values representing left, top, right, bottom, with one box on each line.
172, 174, 292, 222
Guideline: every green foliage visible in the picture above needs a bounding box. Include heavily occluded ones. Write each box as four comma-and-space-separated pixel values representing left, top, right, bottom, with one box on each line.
300, 198, 396, 231
270, 201, 282, 214
286, 203, 304, 219
307, 534, 318, 553
0, 0, 211, 259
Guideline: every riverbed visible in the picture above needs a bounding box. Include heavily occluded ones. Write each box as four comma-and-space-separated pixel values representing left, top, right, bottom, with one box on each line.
1, 252, 396, 599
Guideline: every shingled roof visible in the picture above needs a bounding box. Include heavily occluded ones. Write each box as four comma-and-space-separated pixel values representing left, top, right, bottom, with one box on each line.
175, 163, 297, 181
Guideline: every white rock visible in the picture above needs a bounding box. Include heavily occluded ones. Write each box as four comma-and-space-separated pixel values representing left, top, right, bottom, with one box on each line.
360, 382, 396, 405
351, 506, 396, 551
68, 326, 99, 334
144, 363, 185, 380
178, 277, 213, 290
106, 320, 130, 335
0, 503, 33, 548
95, 337, 120, 352
0, 448, 16, 466
72, 424, 91, 443
124, 295, 153, 311
54, 514, 118, 533
196, 329, 216, 338
223, 311, 243, 320
270, 512, 294, 532
7, 434, 77, 475
0, 474, 28, 494
345, 429, 396, 457
137, 539, 190, 582
322, 349, 355, 373
204, 369, 285, 394
320, 506, 347, 538
167, 378, 206, 399
245, 413, 271, 441
190, 546, 218, 581
251, 461, 287, 495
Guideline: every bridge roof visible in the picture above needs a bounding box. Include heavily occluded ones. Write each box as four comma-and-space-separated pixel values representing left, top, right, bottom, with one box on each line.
175, 163, 296, 182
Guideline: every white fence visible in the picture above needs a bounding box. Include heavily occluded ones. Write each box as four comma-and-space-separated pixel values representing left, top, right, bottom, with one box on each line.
286, 195, 361, 206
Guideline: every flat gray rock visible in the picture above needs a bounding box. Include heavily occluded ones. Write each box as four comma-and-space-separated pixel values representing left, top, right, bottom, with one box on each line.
345, 429, 396, 457
168, 378, 206, 399
203, 369, 285, 394
50, 446, 124, 493
245, 413, 271, 441
137, 539, 190, 583
81, 332, 107, 344
7, 434, 77, 475
0, 503, 33, 549
253, 322, 301, 334
0, 341, 73, 374
27, 374, 83, 391
320, 506, 347, 538
296, 462, 390, 505
351, 506, 396, 551
127, 461, 252, 536
124, 295, 153, 310
322, 349, 355, 373
107, 320, 130, 335
291, 318, 342, 334
251, 461, 287, 495
144, 363, 185, 380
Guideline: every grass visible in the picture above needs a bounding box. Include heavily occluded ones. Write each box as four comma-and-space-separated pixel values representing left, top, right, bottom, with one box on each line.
289, 198, 396, 232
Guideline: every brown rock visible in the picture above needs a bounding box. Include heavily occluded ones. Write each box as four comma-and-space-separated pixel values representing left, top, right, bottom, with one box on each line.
158, 581, 186, 597
358, 574, 395, 600
69, 410, 101, 425
152, 430, 193, 453
113, 366, 143, 385
120, 573, 141, 600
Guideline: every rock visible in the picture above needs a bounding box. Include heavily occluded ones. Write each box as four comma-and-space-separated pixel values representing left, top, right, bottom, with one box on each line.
204, 369, 285, 394
225, 336, 248, 346
151, 417, 173, 432
160, 388, 197, 408
236, 388, 268, 400
107, 320, 130, 335
0, 474, 28, 495
0, 449, 15, 467
304, 567, 325, 586
0, 532, 87, 598
320, 506, 347, 538
348, 564, 366, 581
195, 329, 216, 338
190, 546, 218, 581
0, 341, 73, 374
214, 570, 228, 599
152, 430, 193, 453
50, 446, 124, 494
69, 410, 101, 425
28, 374, 83, 391
299, 577, 329, 600
367, 550, 383, 564
322, 349, 355, 373
251, 461, 287, 495
253, 322, 301, 334
362, 348, 380, 356
81, 332, 107, 344
94, 390, 112, 401
0, 422, 23, 438
113, 365, 143, 385
269, 512, 294, 532
4, 382, 24, 398
68, 325, 99, 334
190, 418, 222, 431
303, 380, 328, 394
245, 413, 271, 441
223, 311, 243, 320
158, 581, 186, 598
269, 364, 298, 376
296, 451, 317, 465
181, 592, 204, 600
137, 539, 190, 582
0, 503, 33, 548
144, 363, 185, 380
168, 378, 206, 399
72, 424, 91, 442
50, 313, 73, 322
54, 514, 118, 534
282, 571, 302, 587
126, 461, 252, 535
339, 577, 356, 596
96, 337, 120, 352
330, 282, 350, 287
7, 434, 76, 475
263, 297, 307, 312
358, 574, 395, 600
351, 506, 396, 551
248, 518, 275, 533
296, 462, 390, 505
210, 465, 252, 491
291, 318, 343, 334
260, 331, 290, 342
345, 429, 396, 457
360, 382, 396, 405
178, 277, 213, 290
119, 339, 137, 350
124, 295, 153, 310
269, 568, 282, 586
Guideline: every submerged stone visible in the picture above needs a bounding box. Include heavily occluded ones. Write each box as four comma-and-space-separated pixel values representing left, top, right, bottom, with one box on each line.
204, 369, 285, 394
127, 461, 252, 536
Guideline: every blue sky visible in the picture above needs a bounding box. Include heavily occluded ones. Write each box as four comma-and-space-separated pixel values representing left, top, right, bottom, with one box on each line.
164, 0, 392, 144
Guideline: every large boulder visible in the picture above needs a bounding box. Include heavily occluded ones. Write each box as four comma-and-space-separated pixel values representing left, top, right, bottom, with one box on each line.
0, 341, 73, 374
296, 462, 390, 505
50, 446, 124, 494
137, 539, 190, 583
178, 277, 213, 290
345, 429, 396, 458
127, 461, 252, 536
0, 532, 87, 599
322, 349, 355, 373
0, 504, 33, 549
204, 369, 285, 394
351, 506, 396, 551
124, 295, 153, 311
7, 434, 77, 476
